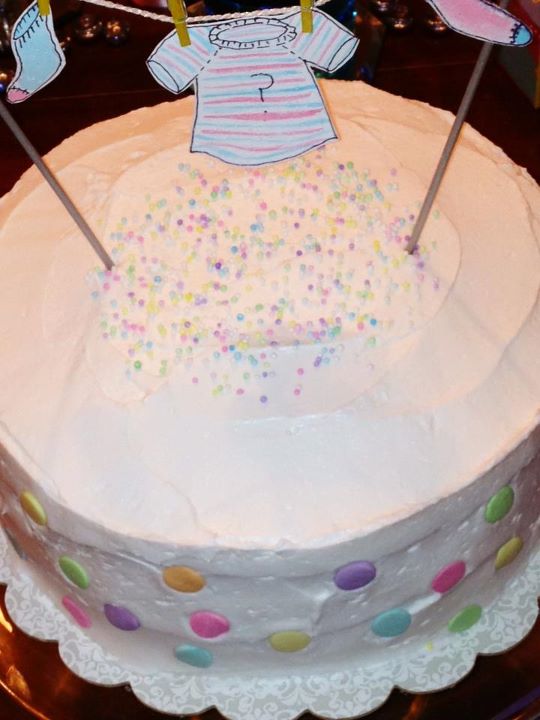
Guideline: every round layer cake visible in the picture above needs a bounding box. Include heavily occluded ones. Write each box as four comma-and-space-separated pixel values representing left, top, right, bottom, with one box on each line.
0, 80, 539, 676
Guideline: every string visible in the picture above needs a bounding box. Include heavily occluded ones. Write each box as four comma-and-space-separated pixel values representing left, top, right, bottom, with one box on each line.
76, 0, 330, 23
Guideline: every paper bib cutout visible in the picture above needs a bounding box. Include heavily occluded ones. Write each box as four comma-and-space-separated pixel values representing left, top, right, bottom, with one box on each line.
147, 10, 359, 166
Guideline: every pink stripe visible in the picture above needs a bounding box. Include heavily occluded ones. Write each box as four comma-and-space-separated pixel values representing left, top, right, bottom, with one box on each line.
318, 25, 343, 64
200, 126, 321, 137
160, 56, 196, 81
204, 108, 323, 121
213, 76, 307, 90
159, 53, 204, 80
216, 143, 284, 152
209, 63, 295, 75
164, 35, 209, 64
204, 92, 312, 105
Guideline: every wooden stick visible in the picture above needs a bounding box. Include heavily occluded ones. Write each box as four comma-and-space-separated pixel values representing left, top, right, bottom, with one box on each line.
406, 1, 509, 255
0, 99, 114, 270
300, 0, 313, 33
167, 0, 191, 46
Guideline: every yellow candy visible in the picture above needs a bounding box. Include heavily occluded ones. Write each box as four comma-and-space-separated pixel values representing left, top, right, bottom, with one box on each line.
495, 537, 523, 570
163, 566, 206, 593
268, 631, 311, 653
20, 491, 47, 526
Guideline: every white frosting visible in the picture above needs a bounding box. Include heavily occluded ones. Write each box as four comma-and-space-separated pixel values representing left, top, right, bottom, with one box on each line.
1, 82, 539, 549
0, 80, 539, 676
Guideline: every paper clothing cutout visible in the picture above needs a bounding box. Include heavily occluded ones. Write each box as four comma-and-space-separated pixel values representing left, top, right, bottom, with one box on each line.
147, 10, 359, 166
426, 0, 532, 45
7, 1, 65, 103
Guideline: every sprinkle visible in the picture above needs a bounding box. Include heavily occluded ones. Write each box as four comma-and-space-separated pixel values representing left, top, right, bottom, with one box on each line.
92, 160, 433, 403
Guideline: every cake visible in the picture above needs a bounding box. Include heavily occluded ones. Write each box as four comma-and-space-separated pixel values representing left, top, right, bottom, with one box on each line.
0, 79, 539, 706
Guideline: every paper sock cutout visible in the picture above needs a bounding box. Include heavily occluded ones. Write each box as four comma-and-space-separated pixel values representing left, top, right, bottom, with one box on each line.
7, 1, 65, 103
426, 0, 532, 45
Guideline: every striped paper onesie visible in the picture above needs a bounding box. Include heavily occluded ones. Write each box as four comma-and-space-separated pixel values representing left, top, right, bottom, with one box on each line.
147, 10, 358, 166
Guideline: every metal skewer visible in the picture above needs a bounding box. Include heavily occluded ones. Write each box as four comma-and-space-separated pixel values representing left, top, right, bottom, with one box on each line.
0, 99, 114, 270
406, 0, 509, 255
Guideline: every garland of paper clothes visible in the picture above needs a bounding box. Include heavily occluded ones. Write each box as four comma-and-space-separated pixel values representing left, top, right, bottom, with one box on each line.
7, 0, 531, 111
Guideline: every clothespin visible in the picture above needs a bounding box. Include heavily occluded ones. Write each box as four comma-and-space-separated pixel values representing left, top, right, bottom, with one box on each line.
37, 0, 50, 16
300, 0, 313, 32
168, 0, 191, 46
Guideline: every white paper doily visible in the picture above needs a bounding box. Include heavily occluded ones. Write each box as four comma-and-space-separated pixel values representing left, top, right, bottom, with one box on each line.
0, 536, 539, 720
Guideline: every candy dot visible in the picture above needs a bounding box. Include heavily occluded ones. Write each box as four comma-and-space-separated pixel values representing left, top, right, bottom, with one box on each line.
62, 596, 92, 628
334, 561, 376, 591
484, 486, 514, 523
448, 604, 482, 633
163, 566, 206, 593
190, 611, 230, 639
268, 631, 311, 653
371, 608, 411, 638
174, 644, 213, 668
20, 491, 47, 526
104, 604, 141, 631
495, 537, 523, 570
431, 560, 466, 594
59, 556, 90, 589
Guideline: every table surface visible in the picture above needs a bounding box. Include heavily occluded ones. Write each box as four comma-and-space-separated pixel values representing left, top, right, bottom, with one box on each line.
0, 1, 539, 717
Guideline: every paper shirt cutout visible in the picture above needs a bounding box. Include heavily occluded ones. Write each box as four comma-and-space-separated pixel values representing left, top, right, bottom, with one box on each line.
7, 1, 65, 103
147, 11, 359, 166
426, 0, 531, 45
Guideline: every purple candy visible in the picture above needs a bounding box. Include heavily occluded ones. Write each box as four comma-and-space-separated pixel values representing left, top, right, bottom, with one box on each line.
334, 561, 376, 591
104, 603, 141, 631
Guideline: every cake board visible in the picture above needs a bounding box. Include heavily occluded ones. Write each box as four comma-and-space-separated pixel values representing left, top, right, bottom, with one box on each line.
0, 533, 539, 720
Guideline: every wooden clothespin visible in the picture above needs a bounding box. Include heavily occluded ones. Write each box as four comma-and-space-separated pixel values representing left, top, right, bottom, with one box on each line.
300, 0, 313, 32
168, 0, 191, 47
37, 0, 51, 16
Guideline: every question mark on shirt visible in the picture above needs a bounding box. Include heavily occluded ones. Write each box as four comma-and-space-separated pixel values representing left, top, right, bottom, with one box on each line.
251, 73, 274, 116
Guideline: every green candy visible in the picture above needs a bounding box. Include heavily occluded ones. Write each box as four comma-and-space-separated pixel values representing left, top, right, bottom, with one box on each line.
59, 556, 90, 589
448, 604, 482, 633
484, 486, 514, 524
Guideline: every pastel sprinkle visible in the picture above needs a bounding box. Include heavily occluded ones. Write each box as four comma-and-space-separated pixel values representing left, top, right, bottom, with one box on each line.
20, 491, 47, 526
162, 566, 206, 593
59, 556, 90, 589
174, 644, 213, 668
92, 159, 434, 402
189, 611, 230, 639
268, 631, 311, 653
